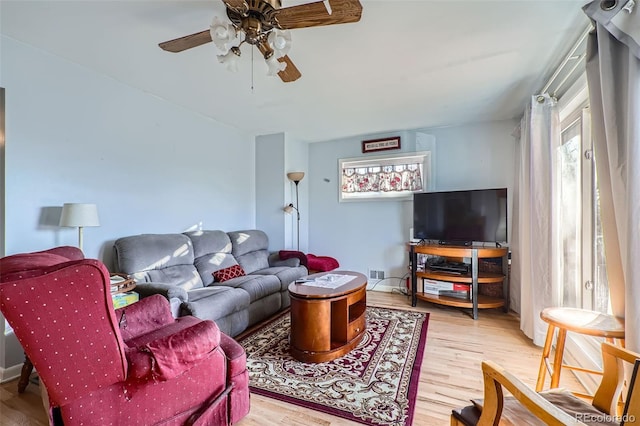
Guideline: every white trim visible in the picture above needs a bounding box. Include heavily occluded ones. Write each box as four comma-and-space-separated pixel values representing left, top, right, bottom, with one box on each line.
559, 73, 588, 122
0, 362, 23, 384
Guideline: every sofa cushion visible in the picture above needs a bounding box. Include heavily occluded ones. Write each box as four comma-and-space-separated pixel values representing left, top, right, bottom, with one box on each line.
251, 266, 308, 291
213, 265, 246, 282
114, 234, 204, 290
183, 286, 250, 320
186, 230, 239, 286
215, 274, 281, 303
228, 230, 270, 274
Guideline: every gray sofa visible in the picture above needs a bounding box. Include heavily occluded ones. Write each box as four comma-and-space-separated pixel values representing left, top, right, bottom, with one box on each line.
113, 229, 307, 337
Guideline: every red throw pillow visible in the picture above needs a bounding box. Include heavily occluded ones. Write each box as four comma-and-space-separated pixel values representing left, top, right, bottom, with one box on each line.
213, 264, 246, 282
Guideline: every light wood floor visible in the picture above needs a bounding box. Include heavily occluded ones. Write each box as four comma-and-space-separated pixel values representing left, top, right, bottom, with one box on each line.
1, 291, 584, 425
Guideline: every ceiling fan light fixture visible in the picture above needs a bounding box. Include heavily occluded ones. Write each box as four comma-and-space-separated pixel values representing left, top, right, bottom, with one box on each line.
218, 47, 241, 72
268, 29, 291, 58
266, 55, 287, 76
159, 0, 363, 84
210, 16, 237, 51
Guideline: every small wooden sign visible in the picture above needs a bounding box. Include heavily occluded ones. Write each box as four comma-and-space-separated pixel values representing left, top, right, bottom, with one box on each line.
362, 136, 401, 153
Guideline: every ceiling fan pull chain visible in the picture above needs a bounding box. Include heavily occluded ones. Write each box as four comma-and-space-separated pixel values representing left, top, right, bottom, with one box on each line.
251, 46, 255, 93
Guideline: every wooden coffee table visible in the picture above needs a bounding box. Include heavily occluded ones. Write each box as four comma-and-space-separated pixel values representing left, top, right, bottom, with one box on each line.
288, 271, 367, 363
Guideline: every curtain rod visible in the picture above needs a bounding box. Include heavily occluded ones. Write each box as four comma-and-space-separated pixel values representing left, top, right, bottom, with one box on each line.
539, 25, 592, 96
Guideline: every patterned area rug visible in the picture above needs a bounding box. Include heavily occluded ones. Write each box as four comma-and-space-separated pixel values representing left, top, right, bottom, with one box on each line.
237, 306, 429, 426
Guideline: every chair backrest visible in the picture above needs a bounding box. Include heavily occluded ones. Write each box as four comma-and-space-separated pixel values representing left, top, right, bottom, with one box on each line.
114, 234, 204, 290
623, 360, 640, 425
0, 257, 128, 406
593, 342, 640, 417
0, 246, 84, 283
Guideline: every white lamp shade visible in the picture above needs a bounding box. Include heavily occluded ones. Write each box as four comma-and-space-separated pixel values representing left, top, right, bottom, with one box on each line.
218, 48, 241, 72
210, 17, 237, 52
266, 56, 287, 76
59, 203, 100, 227
268, 30, 291, 58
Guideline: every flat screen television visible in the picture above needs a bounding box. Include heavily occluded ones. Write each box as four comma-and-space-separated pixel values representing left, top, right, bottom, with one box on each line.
413, 188, 507, 245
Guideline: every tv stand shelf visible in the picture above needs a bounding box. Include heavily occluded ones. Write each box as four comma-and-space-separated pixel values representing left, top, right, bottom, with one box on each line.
408, 244, 509, 319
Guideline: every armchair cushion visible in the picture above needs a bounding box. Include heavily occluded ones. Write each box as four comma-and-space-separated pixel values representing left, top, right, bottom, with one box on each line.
125, 320, 221, 381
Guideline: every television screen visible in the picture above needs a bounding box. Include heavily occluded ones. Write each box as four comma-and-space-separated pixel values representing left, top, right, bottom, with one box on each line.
413, 188, 507, 244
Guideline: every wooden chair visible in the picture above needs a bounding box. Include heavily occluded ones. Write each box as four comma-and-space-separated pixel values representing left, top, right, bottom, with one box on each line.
451, 342, 640, 425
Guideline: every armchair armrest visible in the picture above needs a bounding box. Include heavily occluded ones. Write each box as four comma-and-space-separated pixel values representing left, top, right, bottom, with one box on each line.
115, 294, 175, 341
135, 282, 188, 303
478, 361, 585, 425
126, 320, 220, 381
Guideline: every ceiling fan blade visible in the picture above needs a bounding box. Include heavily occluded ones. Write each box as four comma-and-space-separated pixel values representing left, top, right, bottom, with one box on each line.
159, 30, 212, 53
274, 0, 362, 30
221, 0, 248, 13
278, 56, 302, 83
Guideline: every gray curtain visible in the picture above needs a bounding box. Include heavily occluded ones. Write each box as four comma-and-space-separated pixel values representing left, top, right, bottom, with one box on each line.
583, 0, 640, 352
513, 94, 561, 346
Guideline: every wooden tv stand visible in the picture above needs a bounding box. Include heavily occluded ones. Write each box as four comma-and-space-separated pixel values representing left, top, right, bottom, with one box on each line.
288, 271, 367, 363
408, 243, 509, 320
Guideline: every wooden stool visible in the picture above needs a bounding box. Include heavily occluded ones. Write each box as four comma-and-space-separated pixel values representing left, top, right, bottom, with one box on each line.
536, 307, 625, 398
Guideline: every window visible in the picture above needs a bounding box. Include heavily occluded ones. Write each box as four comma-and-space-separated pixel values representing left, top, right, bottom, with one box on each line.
556, 103, 609, 313
339, 152, 431, 202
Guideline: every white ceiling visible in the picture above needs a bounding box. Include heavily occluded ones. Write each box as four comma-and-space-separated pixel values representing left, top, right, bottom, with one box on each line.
1, 0, 590, 142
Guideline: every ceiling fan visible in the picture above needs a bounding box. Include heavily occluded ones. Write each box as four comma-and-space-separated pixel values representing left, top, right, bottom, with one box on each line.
158, 0, 363, 83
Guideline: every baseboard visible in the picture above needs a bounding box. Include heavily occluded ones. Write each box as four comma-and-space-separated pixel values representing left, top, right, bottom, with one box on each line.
0, 362, 23, 384
367, 284, 406, 294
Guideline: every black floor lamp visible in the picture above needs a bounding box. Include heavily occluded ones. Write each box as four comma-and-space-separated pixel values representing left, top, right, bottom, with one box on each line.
284, 171, 304, 251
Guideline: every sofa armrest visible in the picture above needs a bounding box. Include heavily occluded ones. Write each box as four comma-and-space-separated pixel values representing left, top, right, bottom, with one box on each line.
135, 282, 188, 303
270, 257, 301, 268
126, 320, 220, 381
477, 361, 585, 425
269, 252, 302, 267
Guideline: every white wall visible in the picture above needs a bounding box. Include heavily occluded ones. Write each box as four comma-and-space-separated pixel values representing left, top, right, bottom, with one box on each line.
255, 133, 309, 252
308, 121, 517, 293
256, 133, 286, 249
1, 37, 256, 261
0, 36, 256, 376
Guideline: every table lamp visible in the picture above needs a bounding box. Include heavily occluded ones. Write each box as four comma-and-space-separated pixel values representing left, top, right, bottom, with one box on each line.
59, 203, 100, 251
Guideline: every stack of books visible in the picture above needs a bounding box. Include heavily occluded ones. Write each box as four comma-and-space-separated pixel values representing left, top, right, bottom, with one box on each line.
422, 278, 470, 299
111, 291, 139, 309
110, 275, 138, 308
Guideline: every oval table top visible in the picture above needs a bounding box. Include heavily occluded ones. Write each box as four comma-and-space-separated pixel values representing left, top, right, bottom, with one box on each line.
288, 270, 367, 299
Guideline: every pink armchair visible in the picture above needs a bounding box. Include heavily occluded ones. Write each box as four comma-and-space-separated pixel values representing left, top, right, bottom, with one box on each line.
0, 247, 250, 425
